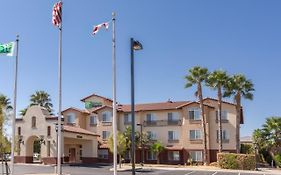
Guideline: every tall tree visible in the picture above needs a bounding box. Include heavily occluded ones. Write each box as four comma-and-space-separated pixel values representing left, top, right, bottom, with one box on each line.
0, 94, 12, 156
206, 70, 229, 152
108, 132, 127, 168
150, 141, 164, 164
224, 74, 254, 153
185, 66, 209, 165
30, 91, 53, 113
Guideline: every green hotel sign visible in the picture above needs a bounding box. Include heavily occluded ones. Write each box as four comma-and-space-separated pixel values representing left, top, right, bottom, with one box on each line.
85, 101, 103, 109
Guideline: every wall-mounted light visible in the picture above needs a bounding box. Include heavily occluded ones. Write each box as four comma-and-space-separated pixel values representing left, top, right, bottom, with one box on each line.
39, 135, 45, 145
19, 135, 24, 145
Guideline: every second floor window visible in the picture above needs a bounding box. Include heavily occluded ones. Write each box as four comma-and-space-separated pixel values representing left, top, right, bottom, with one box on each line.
90, 116, 97, 125
102, 111, 112, 122
168, 131, 179, 140
190, 130, 202, 140
31, 116, 36, 128
217, 130, 230, 140
67, 113, 76, 124
124, 113, 132, 124
102, 131, 111, 140
168, 112, 179, 121
147, 131, 157, 140
189, 108, 201, 120
146, 113, 156, 122
216, 110, 228, 120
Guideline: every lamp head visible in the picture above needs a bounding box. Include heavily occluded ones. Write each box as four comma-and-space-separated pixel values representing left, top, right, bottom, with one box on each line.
133, 40, 143, 50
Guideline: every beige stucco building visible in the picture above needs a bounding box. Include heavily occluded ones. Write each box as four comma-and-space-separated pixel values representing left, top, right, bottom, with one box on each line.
15, 93, 243, 165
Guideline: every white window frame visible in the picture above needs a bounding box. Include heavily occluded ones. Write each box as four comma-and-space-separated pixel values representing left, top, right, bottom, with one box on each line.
216, 110, 228, 120
190, 151, 203, 162
124, 113, 132, 124
189, 108, 201, 120
168, 131, 179, 140
190, 130, 202, 140
147, 131, 157, 140
216, 130, 230, 140
90, 115, 97, 125
168, 151, 180, 161
168, 112, 179, 121
102, 131, 111, 140
147, 150, 157, 160
146, 113, 156, 121
102, 111, 112, 122
67, 113, 76, 124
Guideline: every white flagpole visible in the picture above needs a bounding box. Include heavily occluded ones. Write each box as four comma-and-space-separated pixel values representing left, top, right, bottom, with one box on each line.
57, 2, 63, 174
112, 12, 118, 175
11, 35, 19, 175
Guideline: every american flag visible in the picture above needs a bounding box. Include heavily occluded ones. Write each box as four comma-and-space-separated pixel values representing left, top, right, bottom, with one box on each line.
52, 1, 62, 27
92, 22, 109, 35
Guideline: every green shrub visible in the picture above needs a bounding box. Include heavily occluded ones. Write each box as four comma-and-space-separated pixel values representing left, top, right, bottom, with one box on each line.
240, 144, 254, 154
274, 154, 281, 167
218, 153, 255, 170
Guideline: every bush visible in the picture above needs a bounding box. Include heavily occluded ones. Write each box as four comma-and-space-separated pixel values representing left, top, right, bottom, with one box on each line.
274, 154, 281, 167
218, 153, 256, 170
240, 144, 254, 154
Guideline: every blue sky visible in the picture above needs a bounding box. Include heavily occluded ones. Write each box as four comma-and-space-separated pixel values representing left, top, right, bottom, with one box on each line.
1, 0, 281, 137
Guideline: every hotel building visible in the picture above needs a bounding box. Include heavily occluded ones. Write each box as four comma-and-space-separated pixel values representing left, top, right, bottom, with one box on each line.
15, 93, 243, 165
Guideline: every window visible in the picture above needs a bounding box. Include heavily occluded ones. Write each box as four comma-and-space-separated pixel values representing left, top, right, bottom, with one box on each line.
67, 113, 76, 124
124, 113, 132, 124
102, 131, 111, 140
190, 151, 203, 162
146, 113, 156, 122
47, 126, 51, 136
90, 116, 97, 125
31, 116, 36, 128
47, 141, 50, 157
17, 127, 21, 136
147, 131, 157, 140
98, 149, 109, 159
168, 112, 179, 121
190, 130, 202, 140
189, 108, 201, 120
168, 131, 179, 140
216, 110, 228, 120
147, 150, 157, 160
168, 151, 180, 161
216, 130, 229, 140
102, 111, 112, 122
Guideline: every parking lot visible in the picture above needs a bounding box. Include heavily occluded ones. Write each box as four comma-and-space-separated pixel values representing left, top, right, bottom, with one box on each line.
0, 164, 278, 175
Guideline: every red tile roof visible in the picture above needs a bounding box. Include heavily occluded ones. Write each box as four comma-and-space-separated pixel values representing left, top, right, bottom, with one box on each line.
165, 145, 183, 150
80, 93, 113, 102
118, 101, 190, 112
64, 125, 99, 136
61, 107, 89, 114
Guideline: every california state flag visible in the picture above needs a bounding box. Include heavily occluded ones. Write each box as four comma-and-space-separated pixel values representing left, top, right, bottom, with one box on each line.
0, 42, 16, 57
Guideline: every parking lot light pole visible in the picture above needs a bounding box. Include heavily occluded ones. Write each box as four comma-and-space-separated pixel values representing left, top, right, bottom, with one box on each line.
131, 38, 143, 175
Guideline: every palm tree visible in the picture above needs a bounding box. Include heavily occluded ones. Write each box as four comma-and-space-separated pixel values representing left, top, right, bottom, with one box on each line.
206, 70, 229, 152
185, 66, 209, 165
224, 74, 254, 153
108, 132, 127, 168
30, 91, 53, 113
19, 107, 28, 116
151, 141, 164, 164
0, 94, 12, 156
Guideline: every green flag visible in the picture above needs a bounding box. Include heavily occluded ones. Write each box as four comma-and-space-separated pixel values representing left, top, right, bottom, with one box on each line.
0, 42, 16, 57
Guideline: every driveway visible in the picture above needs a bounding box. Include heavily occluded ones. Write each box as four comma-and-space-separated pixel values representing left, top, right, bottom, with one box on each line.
0, 164, 279, 175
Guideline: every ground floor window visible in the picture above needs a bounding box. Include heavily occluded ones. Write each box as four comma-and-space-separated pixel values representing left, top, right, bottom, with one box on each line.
147, 150, 157, 160
190, 151, 203, 162
168, 151, 180, 161
98, 149, 109, 159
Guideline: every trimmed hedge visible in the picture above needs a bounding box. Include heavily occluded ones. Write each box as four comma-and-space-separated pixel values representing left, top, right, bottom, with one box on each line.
218, 153, 255, 170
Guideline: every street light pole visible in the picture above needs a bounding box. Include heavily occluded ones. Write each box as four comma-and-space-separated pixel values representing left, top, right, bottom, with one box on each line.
130, 38, 143, 175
